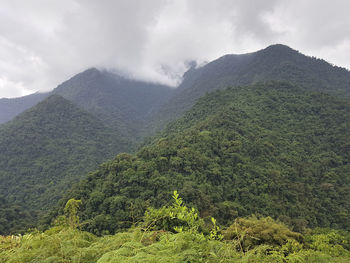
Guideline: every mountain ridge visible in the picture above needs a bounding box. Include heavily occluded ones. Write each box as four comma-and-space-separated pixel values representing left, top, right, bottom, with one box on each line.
146, 44, 350, 135
1, 44, 350, 235
52, 68, 174, 141
0, 92, 49, 124
2, 44, 349, 130
0, 94, 129, 234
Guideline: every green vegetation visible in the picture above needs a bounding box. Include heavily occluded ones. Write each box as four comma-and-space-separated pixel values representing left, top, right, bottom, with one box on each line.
52, 82, 350, 237
0, 70, 174, 235
0, 95, 128, 234
0, 196, 36, 235
53, 68, 174, 141
0, 92, 49, 124
1, 45, 350, 261
149, 44, 350, 133
1, 194, 349, 262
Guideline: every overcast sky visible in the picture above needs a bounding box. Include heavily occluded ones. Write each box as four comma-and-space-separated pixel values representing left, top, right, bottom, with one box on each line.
1, 0, 350, 98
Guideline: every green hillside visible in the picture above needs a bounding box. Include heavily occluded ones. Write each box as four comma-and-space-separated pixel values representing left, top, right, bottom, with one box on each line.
0, 92, 49, 124
0, 95, 128, 234
53, 68, 174, 142
148, 44, 350, 134
1, 45, 350, 261
54, 82, 350, 236
0, 69, 173, 235
0, 68, 174, 144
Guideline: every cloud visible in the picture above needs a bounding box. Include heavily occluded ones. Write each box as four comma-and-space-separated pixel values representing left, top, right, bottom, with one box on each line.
0, 0, 349, 98
264, 0, 350, 62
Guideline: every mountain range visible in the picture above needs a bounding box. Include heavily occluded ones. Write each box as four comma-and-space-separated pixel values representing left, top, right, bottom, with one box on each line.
54, 81, 350, 235
0, 44, 349, 235
148, 44, 350, 133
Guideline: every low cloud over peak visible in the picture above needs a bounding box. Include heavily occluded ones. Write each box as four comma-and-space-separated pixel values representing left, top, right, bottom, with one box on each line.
1, 0, 350, 98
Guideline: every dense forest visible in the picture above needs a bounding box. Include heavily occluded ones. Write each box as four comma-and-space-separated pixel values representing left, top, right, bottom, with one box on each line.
0, 95, 128, 233
1, 45, 350, 262
0, 69, 174, 234
49, 82, 350, 236
0, 92, 49, 124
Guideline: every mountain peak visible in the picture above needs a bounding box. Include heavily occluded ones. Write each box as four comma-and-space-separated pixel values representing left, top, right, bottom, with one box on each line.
81, 67, 100, 75
11, 94, 87, 124
263, 43, 295, 51
257, 44, 300, 58
32, 94, 73, 110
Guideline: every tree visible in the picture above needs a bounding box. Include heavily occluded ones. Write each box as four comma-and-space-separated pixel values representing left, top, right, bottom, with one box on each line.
64, 198, 82, 228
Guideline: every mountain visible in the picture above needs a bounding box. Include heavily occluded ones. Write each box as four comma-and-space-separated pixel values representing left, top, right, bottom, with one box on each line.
0, 68, 174, 141
54, 82, 350, 235
0, 95, 128, 234
52, 68, 174, 141
148, 44, 350, 133
2, 44, 350, 235
0, 92, 49, 124
1, 44, 350, 261
4, 45, 349, 138
0, 68, 174, 234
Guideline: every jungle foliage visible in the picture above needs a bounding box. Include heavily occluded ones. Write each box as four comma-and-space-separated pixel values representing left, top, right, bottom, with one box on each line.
1, 45, 350, 262
0, 95, 128, 234
1, 194, 350, 263
52, 82, 350, 236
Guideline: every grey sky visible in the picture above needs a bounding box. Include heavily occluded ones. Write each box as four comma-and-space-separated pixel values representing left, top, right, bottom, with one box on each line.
1, 0, 350, 98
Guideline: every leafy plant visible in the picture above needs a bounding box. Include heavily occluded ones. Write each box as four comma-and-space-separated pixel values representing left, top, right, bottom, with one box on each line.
143, 190, 205, 234
64, 199, 82, 228
224, 216, 303, 251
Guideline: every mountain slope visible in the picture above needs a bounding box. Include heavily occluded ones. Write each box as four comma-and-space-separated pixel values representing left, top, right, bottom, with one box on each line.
55, 82, 350, 235
0, 68, 174, 141
0, 92, 49, 124
53, 68, 174, 140
148, 44, 350, 133
0, 95, 128, 234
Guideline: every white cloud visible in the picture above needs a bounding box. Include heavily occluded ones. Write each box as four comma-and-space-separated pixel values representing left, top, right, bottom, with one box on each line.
0, 0, 349, 98
0, 76, 32, 98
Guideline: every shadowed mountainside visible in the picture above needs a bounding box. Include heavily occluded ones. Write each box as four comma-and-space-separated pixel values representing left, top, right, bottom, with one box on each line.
0, 95, 128, 234
0, 92, 49, 124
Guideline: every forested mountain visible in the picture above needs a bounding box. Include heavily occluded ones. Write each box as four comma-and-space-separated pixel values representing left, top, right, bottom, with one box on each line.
0, 92, 49, 124
0, 95, 128, 234
0, 68, 174, 234
1, 45, 350, 234
3, 45, 350, 138
53, 82, 350, 236
52, 68, 173, 140
1, 44, 350, 261
148, 44, 350, 133
0, 68, 174, 138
